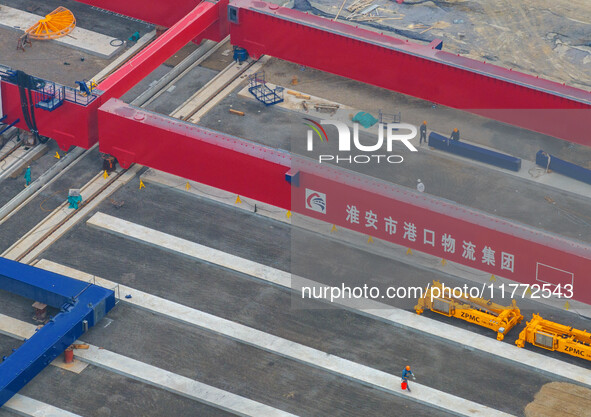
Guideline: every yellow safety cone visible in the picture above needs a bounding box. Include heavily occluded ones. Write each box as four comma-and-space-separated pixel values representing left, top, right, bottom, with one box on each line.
286, 211, 292, 218
490, 274, 496, 282
185, 182, 190, 190
331, 224, 337, 232
139, 180, 145, 190
54, 152, 60, 159
367, 236, 373, 243
103, 170, 108, 179
235, 195, 242, 204
564, 301, 570, 311
441, 258, 446, 266
406, 248, 412, 255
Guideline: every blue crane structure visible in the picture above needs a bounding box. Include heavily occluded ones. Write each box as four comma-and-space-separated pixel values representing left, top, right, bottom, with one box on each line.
0, 257, 116, 406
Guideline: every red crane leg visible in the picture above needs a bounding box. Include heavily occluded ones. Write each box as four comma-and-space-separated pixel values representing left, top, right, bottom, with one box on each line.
98, 98, 291, 207
0, 81, 100, 150
98, 0, 220, 99
228, 0, 591, 145
99, 98, 591, 304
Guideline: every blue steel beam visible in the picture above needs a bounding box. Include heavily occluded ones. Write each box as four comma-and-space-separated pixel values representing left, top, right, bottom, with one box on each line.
0, 258, 116, 406
0, 118, 19, 136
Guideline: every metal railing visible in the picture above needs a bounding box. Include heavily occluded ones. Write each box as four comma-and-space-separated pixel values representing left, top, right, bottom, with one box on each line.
0, 64, 98, 107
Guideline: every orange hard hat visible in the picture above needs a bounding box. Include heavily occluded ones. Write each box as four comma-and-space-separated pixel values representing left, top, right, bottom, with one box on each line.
453, 128, 458, 132
423, 120, 427, 124
406, 366, 411, 371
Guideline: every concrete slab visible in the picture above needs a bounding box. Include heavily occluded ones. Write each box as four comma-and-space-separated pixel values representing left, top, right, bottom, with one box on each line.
85, 212, 591, 388
4, 394, 82, 417
0, 314, 298, 417
22, 362, 232, 417
38, 181, 560, 414
237, 84, 591, 203
36, 260, 511, 417
0, 6, 124, 59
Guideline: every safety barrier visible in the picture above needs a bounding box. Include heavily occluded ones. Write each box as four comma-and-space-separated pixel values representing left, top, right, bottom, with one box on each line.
428, 132, 522, 171
536, 150, 591, 185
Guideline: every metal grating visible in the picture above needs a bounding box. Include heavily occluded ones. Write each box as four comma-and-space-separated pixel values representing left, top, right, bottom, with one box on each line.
433, 298, 451, 314
535, 331, 555, 349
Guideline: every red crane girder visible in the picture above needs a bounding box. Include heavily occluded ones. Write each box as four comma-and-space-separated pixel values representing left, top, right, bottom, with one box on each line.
98, 98, 591, 305
98, 1, 221, 99
228, 0, 591, 145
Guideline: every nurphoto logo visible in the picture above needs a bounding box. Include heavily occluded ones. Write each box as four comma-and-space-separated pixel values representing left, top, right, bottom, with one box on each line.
305, 119, 418, 164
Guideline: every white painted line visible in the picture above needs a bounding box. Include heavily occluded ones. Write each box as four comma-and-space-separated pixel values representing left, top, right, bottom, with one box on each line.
4, 394, 83, 417
74, 345, 297, 417
86, 212, 591, 388
0, 6, 123, 59
0, 314, 296, 417
37, 260, 510, 417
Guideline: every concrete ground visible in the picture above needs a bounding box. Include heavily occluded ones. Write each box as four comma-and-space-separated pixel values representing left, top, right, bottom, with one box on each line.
1, 0, 591, 415
19, 178, 582, 415
197, 60, 591, 246
0, 146, 103, 253
0, 0, 151, 85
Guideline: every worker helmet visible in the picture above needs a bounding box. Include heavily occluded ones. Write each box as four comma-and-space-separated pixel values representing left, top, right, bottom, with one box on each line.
406, 365, 410, 371
453, 128, 458, 132
423, 121, 427, 124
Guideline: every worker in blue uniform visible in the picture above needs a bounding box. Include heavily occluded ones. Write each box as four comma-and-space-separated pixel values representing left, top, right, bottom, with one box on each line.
450, 128, 460, 141
401, 365, 416, 392
419, 121, 427, 145
24, 166, 31, 187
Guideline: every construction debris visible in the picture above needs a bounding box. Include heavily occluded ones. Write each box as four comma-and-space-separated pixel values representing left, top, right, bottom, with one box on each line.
229, 109, 245, 116
334, 0, 348, 21
287, 90, 311, 100
346, 0, 373, 14
110, 198, 125, 209
314, 103, 340, 115
16, 34, 32, 52
72, 344, 90, 349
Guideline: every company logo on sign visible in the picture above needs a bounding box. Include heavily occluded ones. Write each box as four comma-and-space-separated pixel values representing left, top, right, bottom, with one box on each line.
305, 189, 326, 214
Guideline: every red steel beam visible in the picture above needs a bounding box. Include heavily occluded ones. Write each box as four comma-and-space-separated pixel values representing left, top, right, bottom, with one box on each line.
98, 98, 591, 304
228, 0, 591, 145
98, 1, 221, 99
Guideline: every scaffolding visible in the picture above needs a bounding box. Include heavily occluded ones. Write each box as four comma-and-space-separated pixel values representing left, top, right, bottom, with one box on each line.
248, 71, 284, 106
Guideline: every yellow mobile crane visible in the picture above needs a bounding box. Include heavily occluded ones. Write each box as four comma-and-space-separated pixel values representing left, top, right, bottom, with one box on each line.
516, 314, 591, 362
415, 280, 523, 340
